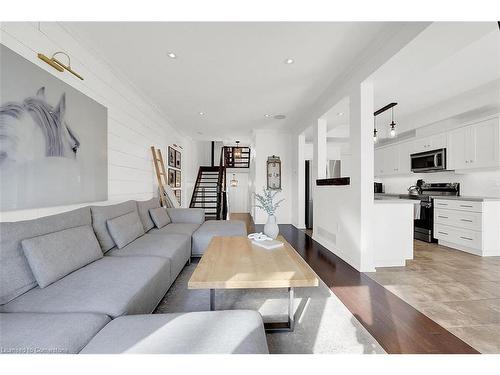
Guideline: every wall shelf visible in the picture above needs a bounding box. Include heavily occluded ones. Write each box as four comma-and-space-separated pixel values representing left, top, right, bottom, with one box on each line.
316, 177, 350, 186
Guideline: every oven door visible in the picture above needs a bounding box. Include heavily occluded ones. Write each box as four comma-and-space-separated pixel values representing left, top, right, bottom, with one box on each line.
414, 201, 435, 242
411, 149, 446, 172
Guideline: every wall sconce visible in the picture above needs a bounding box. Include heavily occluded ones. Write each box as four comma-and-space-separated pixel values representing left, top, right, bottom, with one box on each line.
38, 51, 84, 80
230, 174, 238, 187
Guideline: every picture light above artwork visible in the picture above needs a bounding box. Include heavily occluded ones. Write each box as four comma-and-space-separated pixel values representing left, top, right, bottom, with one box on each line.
38, 51, 84, 80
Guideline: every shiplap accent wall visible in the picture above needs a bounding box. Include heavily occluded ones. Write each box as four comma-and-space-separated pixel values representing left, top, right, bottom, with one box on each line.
0, 22, 192, 221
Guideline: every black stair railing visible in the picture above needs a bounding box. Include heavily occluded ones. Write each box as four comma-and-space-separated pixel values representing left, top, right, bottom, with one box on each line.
189, 147, 228, 220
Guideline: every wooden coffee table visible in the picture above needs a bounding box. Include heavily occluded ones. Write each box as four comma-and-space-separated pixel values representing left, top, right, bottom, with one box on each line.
188, 235, 319, 332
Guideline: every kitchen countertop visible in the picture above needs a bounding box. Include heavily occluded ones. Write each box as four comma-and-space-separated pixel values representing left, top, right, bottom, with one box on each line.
429, 195, 500, 202
375, 193, 500, 202
374, 199, 416, 204
374, 194, 416, 204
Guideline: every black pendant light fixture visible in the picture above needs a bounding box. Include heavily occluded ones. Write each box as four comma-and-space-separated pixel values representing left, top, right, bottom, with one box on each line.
374, 102, 398, 141
233, 140, 242, 159
389, 107, 397, 138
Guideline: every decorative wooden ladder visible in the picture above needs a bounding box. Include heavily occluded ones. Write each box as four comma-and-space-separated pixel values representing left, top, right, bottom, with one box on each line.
151, 146, 175, 208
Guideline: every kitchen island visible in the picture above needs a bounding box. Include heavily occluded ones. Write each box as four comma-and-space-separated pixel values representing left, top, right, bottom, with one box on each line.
373, 197, 416, 267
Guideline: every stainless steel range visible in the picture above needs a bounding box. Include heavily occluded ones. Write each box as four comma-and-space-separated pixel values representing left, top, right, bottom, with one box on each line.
399, 182, 460, 242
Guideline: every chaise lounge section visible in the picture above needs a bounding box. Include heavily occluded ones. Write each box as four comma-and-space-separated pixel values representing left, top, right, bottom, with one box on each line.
0, 198, 266, 354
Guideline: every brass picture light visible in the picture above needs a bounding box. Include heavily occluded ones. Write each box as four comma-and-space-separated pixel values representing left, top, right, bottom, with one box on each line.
38, 51, 84, 80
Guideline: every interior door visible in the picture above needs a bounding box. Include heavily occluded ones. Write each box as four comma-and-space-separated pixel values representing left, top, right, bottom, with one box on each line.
228, 172, 249, 213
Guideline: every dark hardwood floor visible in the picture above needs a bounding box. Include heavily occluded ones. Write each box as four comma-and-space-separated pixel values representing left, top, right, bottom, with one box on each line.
252, 223, 479, 354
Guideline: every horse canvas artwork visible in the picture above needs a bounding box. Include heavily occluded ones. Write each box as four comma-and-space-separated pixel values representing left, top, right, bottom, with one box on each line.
0, 45, 107, 211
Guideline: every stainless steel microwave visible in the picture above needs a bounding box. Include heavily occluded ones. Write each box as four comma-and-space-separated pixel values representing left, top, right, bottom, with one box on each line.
410, 148, 446, 172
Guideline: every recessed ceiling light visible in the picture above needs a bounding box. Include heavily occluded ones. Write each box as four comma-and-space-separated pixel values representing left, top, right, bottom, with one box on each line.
264, 114, 271, 118
167, 51, 177, 59
284, 58, 294, 64
273, 114, 286, 120
198, 112, 205, 116
337, 112, 344, 116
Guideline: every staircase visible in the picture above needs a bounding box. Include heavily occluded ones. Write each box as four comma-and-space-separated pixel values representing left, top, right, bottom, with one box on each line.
190, 144, 250, 220
189, 167, 220, 220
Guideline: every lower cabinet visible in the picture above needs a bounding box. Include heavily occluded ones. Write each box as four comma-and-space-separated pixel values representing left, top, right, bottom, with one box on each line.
433, 199, 500, 256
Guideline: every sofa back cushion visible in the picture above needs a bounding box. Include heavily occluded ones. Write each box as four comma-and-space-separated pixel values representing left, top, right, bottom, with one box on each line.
106, 211, 145, 249
136, 197, 161, 232
21, 225, 103, 288
149, 207, 171, 229
90, 201, 138, 252
0, 207, 91, 305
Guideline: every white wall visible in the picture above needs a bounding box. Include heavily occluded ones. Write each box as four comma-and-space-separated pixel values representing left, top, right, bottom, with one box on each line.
0, 22, 191, 221
304, 142, 343, 161
313, 82, 375, 272
251, 129, 292, 224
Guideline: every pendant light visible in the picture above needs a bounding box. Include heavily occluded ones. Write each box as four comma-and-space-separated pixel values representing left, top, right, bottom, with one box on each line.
233, 140, 242, 159
389, 107, 397, 138
230, 173, 238, 187
373, 117, 378, 143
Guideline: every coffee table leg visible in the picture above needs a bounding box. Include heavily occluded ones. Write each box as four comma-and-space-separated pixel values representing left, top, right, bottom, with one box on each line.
288, 287, 295, 331
210, 289, 215, 311
264, 287, 295, 332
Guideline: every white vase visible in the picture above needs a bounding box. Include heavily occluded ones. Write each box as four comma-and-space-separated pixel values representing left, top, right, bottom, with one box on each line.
264, 214, 279, 239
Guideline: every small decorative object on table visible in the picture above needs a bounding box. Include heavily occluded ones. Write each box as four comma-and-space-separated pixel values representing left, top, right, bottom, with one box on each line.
254, 188, 284, 239
248, 233, 284, 250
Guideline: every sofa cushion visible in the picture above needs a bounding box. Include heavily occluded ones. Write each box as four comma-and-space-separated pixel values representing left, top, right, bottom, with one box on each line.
148, 223, 200, 237
0, 207, 91, 305
106, 211, 145, 249
136, 197, 161, 232
107, 234, 190, 281
0, 256, 171, 318
192, 220, 247, 256
81, 311, 269, 354
21, 225, 103, 288
166, 208, 205, 224
149, 207, 171, 228
0, 312, 110, 354
90, 201, 138, 252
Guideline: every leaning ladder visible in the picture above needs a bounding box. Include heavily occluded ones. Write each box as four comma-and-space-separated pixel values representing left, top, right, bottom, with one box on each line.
150, 146, 179, 208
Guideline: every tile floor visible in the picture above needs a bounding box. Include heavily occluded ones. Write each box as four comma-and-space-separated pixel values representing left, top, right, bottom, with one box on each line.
365, 240, 500, 353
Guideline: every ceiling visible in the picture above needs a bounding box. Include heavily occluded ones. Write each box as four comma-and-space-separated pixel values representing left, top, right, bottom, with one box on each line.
373, 22, 500, 133
305, 22, 500, 142
62, 22, 389, 141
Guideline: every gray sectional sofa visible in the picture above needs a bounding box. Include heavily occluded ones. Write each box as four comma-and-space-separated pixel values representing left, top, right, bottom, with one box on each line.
0, 198, 267, 354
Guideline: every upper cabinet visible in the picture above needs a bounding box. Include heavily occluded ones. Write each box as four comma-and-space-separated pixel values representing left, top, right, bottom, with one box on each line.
374, 140, 412, 176
448, 117, 500, 170
375, 116, 499, 177
412, 133, 447, 153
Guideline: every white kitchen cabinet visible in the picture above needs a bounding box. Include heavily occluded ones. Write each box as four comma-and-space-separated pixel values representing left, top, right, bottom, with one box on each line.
397, 141, 412, 174
474, 118, 500, 168
374, 141, 412, 176
413, 133, 447, 153
434, 198, 500, 256
374, 148, 384, 176
448, 118, 500, 170
448, 126, 469, 170
374, 116, 499, 176
383, 146, 399, 175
